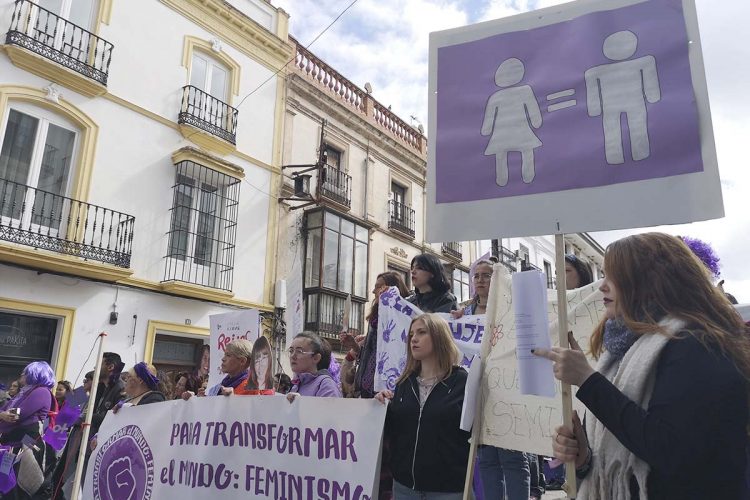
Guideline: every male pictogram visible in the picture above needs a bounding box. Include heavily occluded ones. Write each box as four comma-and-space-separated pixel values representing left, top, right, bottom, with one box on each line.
585, 30, 661, 164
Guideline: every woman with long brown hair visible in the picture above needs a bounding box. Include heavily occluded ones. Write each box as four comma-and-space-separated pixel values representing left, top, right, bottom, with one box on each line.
534, 233, 749, 499
376, 313, 470, 499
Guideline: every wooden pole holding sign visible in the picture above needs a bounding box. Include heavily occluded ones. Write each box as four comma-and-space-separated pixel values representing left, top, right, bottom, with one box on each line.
71, 332, 107, 500
462, 389, 483, 500
554, 234, 577, 498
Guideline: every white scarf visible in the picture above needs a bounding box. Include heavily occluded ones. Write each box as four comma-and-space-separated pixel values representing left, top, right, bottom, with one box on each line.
578, 317, 685, 500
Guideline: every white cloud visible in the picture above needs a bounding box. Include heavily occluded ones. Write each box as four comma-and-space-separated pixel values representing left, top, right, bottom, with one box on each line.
271, 0, 750, 301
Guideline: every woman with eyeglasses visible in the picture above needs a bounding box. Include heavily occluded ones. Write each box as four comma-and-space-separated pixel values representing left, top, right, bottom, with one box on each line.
113, 363, 166, 412
408, 253, 458, 314
452, 257, 532, 500
286, 332, 341, 401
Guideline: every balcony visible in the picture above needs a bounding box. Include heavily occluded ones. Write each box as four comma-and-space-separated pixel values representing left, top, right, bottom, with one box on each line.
493, 242, 519, 273
5, 0, 113, 96
304, 291, 364, 343
442, 241, 462, 261
0, 178, 135, 278
521, 259, 542, 272
161, 159, 240, 300
292, 39, 426, 156
388, 199, 415, 239
178, 85, 239, 154
319, 165, 351, 208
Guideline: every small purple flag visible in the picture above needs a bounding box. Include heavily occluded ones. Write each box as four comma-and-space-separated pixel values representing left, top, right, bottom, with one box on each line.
0, 448, 16, 494
43, 404, 82, 451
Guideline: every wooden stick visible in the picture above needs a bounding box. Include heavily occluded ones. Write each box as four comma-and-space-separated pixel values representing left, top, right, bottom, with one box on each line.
462, 418, 479, 499
462, 382, 484, 500
70, 332, 107, 500
555, 234, 577, 499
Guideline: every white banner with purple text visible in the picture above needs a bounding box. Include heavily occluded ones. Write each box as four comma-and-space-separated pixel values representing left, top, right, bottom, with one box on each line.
83, 395, 385, 500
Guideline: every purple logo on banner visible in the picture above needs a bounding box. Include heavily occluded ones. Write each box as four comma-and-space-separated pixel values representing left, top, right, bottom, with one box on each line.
93, 425, 154, 500
435, 0, 701, 202
43, 404, 82, 451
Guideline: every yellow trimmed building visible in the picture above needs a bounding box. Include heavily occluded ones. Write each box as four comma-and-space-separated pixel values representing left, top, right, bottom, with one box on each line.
0, 0, 290, 385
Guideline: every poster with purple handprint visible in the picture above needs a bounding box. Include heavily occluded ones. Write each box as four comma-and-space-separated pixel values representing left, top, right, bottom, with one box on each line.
374, 287, 487, 392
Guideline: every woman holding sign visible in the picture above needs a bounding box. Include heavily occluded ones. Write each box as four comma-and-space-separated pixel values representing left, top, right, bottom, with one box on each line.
376, 313, 470, 499
453, 258, 533, 500
287, 332, 341, 399
534, 233, 750, 499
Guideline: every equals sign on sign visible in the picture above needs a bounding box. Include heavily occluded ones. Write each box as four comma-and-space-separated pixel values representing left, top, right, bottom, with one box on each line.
546, 89, 577, 112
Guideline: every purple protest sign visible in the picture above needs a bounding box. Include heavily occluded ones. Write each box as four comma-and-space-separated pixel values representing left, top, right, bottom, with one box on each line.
43, 404, 82, 451
435, 0, 700, 202
427, 0, 723, 241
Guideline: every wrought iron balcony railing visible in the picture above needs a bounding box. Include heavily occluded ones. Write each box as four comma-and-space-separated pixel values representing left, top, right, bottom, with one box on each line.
319, 165, 351, 208
442, 241, 462, 260
521, 259, 542, 272
6, 0, 113, 86
492, 241, 518, 272
388, 199, 415, 239
0, 178, 135, 268
178, 85, 239, 145
304, 291, 364, 342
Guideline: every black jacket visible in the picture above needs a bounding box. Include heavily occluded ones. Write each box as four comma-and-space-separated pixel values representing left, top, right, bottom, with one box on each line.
91, 379, 125, 435
577, 332, 748, 499
385, 367, 470, 493
136, 391, 166, 405
406, 289, 457, 314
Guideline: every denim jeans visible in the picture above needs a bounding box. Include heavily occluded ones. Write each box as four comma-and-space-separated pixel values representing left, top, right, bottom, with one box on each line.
477, 445, 530, 500
392, 480, 464, 500
527, 453, 545, 498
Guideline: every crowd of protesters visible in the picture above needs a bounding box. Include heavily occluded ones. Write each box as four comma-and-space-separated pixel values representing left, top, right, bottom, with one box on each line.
2, 235, 749, 499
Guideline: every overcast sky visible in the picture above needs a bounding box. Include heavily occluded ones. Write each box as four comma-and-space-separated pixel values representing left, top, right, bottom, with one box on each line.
272, 0, 750, 302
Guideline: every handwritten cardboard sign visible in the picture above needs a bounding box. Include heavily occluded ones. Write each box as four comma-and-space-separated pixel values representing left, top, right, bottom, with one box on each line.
480, 265, 604, 455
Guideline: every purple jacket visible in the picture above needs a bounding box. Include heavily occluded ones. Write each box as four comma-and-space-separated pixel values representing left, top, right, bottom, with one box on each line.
291, 370, 341, 398
0, 386, 54, 440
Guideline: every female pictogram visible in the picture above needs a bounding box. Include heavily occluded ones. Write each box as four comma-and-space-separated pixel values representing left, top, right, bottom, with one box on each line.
481, 58, 543, 186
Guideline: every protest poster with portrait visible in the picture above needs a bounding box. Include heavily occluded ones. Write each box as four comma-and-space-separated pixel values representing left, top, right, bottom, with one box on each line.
208, 310, 261, 389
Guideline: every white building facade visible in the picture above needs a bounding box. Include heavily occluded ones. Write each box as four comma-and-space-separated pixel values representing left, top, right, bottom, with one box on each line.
0, 0, 290, 387
275, 41, 605, 356
276, 39, 480, 352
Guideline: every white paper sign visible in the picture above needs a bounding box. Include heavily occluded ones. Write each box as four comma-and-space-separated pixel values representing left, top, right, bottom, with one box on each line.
83, 396, 385, 500
460, 355, 482, 432
208, 309, 260, 388
512, 271, 555, 397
